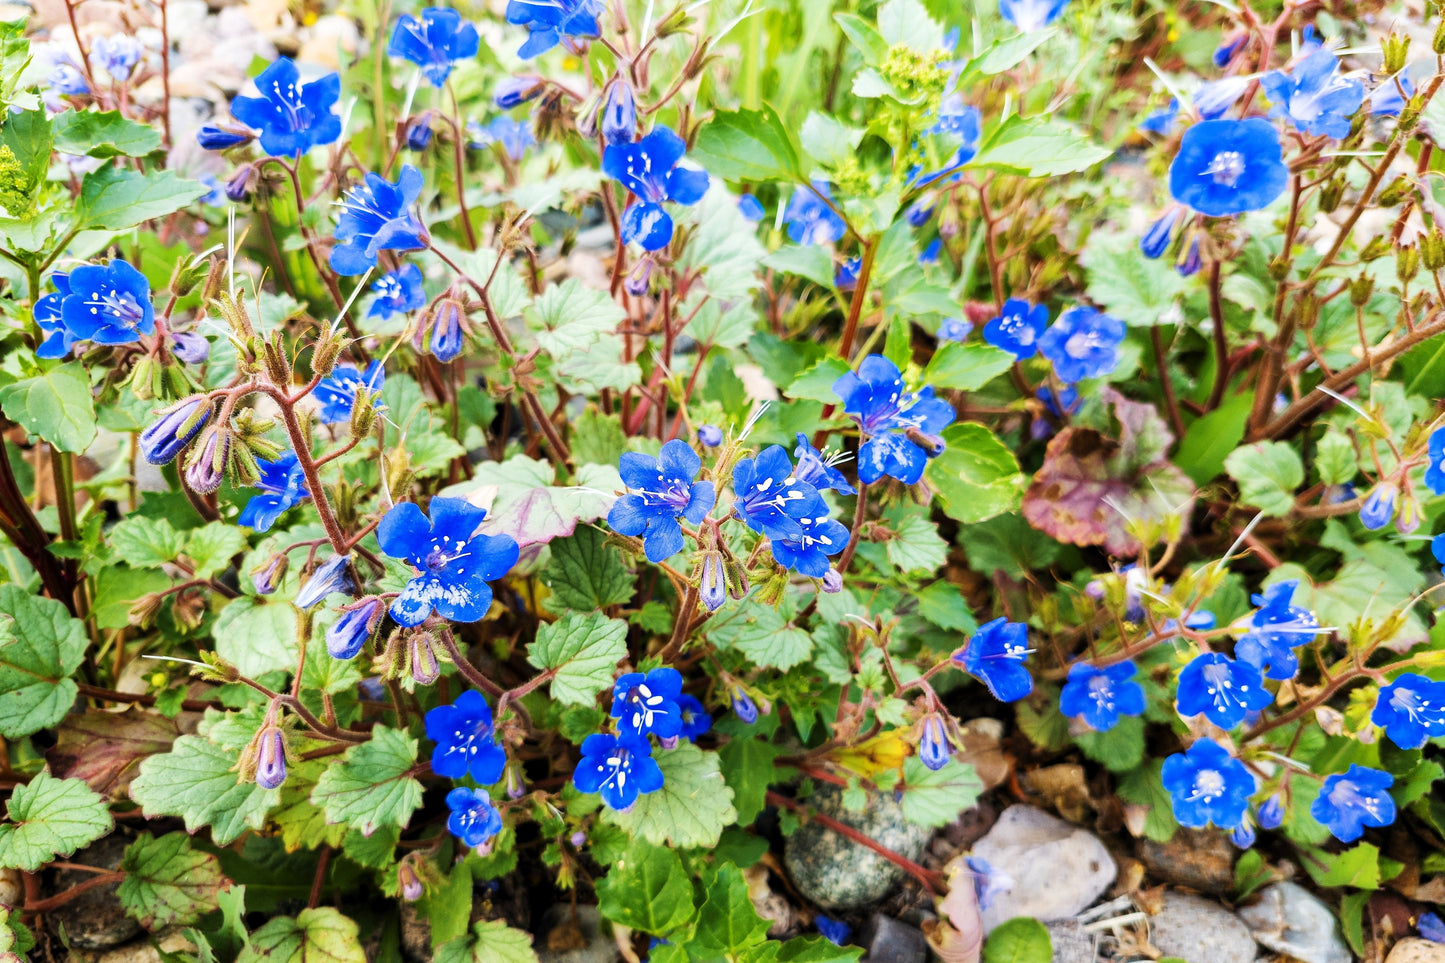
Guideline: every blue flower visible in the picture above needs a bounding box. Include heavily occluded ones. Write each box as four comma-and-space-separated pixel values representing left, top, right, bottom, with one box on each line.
46, 56, 89, 95
1260, 48, 1364, 139
907, 199, 936, 226
1178, 238, 1203, 277
1161, 738, 1255, 829
1435, 532, 1445, 574
61, 260, 155, 345
33, 274, 77, 359
378, 497, 520, 627
92, 35, 144, 81
784, 181, 847, 246
313, 361, 386, 425
1370, 72, 1414, 116
1420, 912, 1445, 943
294, 553, 353, 609
368, 264, 427, 320
602, 128, 710, 251
938, 317, 971, 342
793, 433, 856, 496
171, 332, 210, 364
999, 0, 1069, 31
699, 553, 726, 611
918, 714, 952, 771
140, 397, 210, 466
446, 787, 502, 847
494, 75, 544, 109
1037, 306, 1126, 383
833, 355, 956, 485
469, 117, 536, 161
1230, 821, 1256, 848
1140, 98, 1179, 134
1234, 580, 1319, 682
405, 115, 434, 151
1140, 208, 1180, 259
1359, 483, 1397, 530
612, 668, 685, 738
1059, 661, 1146, 732
1426, 427, 1445, 495
253, 725, 287, 789
1312, 765, 1395, 842
1258, 793, 1285, 830
738, 194, 765, 221
239, 450, 309, 531
1372, 673, 1445, 749
326, 598, 382, 659
954, 617, 1032, 703
1194, 77, 1251, 120
1176, 652, 1273, 729
835, 256, 861, 291
330, 165, 429, 276
427, 690, 508, 783
769, 491, 848, 577
196, 125, 253, 151
918, 239, 942, 265
608, 439, 716, 563
230, 57, 341, 157
912, 99, 982, 188
1214, 32, 1246, 68
601, 80, 637, 146
983, 298, 1049, 359
1169, 118, 1288, 217
816, 917, 850, 946
678, 694, 712, 740
415, 297, 466, 362
729, 683, 759, 723
573, 732, 664, 811
733, 445, 817, 539
505, 0, 603, 59
697, 425, 723, 448
388, 9, 479, 87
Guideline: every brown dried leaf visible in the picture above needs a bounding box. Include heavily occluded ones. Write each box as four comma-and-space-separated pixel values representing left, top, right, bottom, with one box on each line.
47, 709, 179, 799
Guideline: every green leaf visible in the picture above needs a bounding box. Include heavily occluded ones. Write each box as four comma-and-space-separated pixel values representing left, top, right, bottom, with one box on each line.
310, 726, 423, 836
708, 601, 813, 671
212, 597, 298, 678
118, 832, 228, 929
440, 456, 620, 551
0, 364, 97, 453
883, 506, 948, 575
1233, 847, 1274, 900
571, 409, 628, 468
238, 908, 366, 963
0, 109, 52, 202
108, 515, 188, 568
982, 917, 1052, 963
0, 771, 112, 871
876, 0, 944, 50
968, 30, 1055, 75
921, 341, 1015, 391
1116, 760, 1179, 842
958, 512, 1061, 580
272, 760, 345, 853
691, 864, 772, 957
434, 920, 539, 963
786, 357, 853, 404
76, 165, 208, 231
972, 119, 1110, 177
777, 936, 864, 963
900, 757, 983, 827
542, 527, 635, 613
1303, 842, 1382, 890
1314, 431, 1356, 486
129, 735, 279, 845
1082, 232, 1188, 328
692, 106, 803, 183
763, 245, 837, 288
183, 522, 248, 579
914, 580, 978, 633
926, 423, 1025, 523
799, 112, 865, 170
604, 743, 737, 848
595, 842, 696, 935
52, 109, 162, 158
91, 565, 171, 630
1339, 890, 1369, 957
0, 585, 88, 738
1174, 393, 1253, 486
526, 611, 629, 707
833, 13, 889, 64
720, 738, 785, 825
1224, 442, 1303, 517
1074, 715, 1146, 773
531, 279, 627, 358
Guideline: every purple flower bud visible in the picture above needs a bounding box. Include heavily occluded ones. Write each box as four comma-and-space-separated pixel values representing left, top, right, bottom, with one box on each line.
505, 762, 526, 799
1360, 483, 1397, 530
697, 425, 723, 447
252, 554, 287, 595
906, 200, 935, 227
494, 75, 545, 109
1396, 493, 1422, 534
729, 684, 758, 724
1140, 208, 1180, 259
1230, 821, 1256, 848
417, 298, 465, 362
1258, 794, 1285, 830
184, 425, 229, 494
821, 569, 842, 593
1177, 238, 1203, 277
410, 631, 440, 685
170, 331, 211, 364
140, 397, 211, 465
918, 714, 952, 771
405, 114, 433, 151
225, 164, 254, 202
196, 124, 254, 150
398, 863, 424, 901
569, 831, 586, 847
737, 194, 765, 222
657, 735, 680, 750
625, 257, 652, 297
295, 554, 353, 609
327, 597, 382, 659
255, 726, 287, 789
1214, 31, 1247, 68
699, 553, 726, 612
601, 80, 637, 146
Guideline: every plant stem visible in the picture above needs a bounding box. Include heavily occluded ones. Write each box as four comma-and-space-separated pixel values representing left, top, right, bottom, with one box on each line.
765, 791, 944, 894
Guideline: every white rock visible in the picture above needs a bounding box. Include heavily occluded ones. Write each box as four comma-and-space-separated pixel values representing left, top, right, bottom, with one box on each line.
1148, 891, 1256, 963
969, 805, 1116, 932
1237, 881, 1352, 963
1387, 938, 1445, 963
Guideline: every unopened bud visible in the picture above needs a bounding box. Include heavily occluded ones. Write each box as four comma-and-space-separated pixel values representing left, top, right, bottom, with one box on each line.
127, 592, 165, 629
251, 553, 287, 595
327, 597, 384, 660
398, 862, 424, 901
1378, 174, 1412, 207
1350, 275, 1376, 306
185, 424, 230, 494
1398, 244, 1420, 282
1424, 229, 1445, 271
295, 554, 353, 609
698, 552, 726, 611
1382, 32, 1411, 74
1319, 176, 1345, 214
254, 725, 287, 789
1434, 17, 1445, 54
409, 630, 440, 685
1360, 235, 1392, 262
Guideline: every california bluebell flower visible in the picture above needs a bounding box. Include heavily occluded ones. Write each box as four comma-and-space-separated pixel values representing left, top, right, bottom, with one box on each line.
612, 668, 685, 738
494, 75, 544, 109
32, 274, 76, 359
697, 425, 723, 448
1161, 737, 1255, 829
196, 124, 253, 151
368, 264, 427, 320
1169, 118, 1288, 217
738, 194, 765, 221
1312, 765, 1395, 842
1177, 238, 1203, 277
1140, 98, 1179, 134
678, 694, 712, 741
793, 433, 856, 496
1434, 532, 1445, 574
1261, 48, 1364, 139
225, 165, 254, 202
913, 97, 982, 187
729, 683, 759, 724
446, 787, 502, 847
954, 617, 1032, 702
1060, 661, 1146, 732
330, 165, 429, 276
91, 34, 144, 81
294, 553, 353, 609
784, 181, 847, 246
608, 439, 716, 562
427, 690, 508, 783
983, 298, 1048, 358
1426, 427, 1445, 496
238, 450, 309, 531
1031, 384, 1080, 440
313, 361, 386, 425
1037, 306, 1126, 383
573, 732, 664, 811
1359, 483, 1397, 529
835, 256, 861, 291
45, 55, 89, 95
140, 397, 210, 466
1193, 77, 1251, 120
61, 259, 155, 345
1420, 912, 1445, 943
1258, 794, 1285, 830
416, 298, 466, 363
1140, 208, 1180, 259
388, 9, 479, 87
937, 317, 971, 342
1214, 31, 1246, 68
230, 57, 341, 157
378, 497, 520, 627
405, 115, 434, 151
1370, 72, 1414, 116
833, 355, 956, 485
1176, 652, 1273, 728
918, 239, 942, 265
602, 128, 710, 251
815, 917, 850, 946
1372, 673, 1445, 749
769, 491, 848, 577
733, 445, 816, 539
170, 332, 210, 364
326, 598, 382, 660
966, 857, 1013, 911
251, 554, 287, 596
918, 714, 952, 771
469, 117, 536, 161
699, 553, 726, 612
999, 0, 1069, 31
1234, 580, 1319, 682
1230, 821, 1257, 848
506, 0, 603, 59
601, 80, 637, 146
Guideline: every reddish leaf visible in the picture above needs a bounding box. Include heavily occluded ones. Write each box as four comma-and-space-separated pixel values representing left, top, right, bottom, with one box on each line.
47, 709, 179, 799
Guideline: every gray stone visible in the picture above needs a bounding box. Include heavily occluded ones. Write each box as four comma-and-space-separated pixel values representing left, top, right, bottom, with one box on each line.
969, 805, 1116, 932
1237, 882, 1352, 963
784, 785, 933, 911
861, 914, 928, 963
48, 834, 140, 949
538, 904, 619, 963
1137, 828, 1236, 895
1044, 919, 1096, 963
1387, 938, 1445, 963
1148, 891, 1256, 963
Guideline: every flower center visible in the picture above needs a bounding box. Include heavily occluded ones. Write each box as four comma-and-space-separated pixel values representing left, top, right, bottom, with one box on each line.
1194, 769, 1225, 800
87, 288, 145, 329
1206, 150, 1246, 187
270, 78, 308, 131
425, 535, 470, 572
1087, 674, 1115, 709
1064, 330, 1101, 359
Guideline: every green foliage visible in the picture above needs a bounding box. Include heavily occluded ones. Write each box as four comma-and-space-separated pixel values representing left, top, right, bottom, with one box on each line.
0, 364, 97, 453
0, 771, 111, 871
527, 611, 629, 706
604, 744, 738, 848
0, 586, 88, 738
130, 736, 280, 845
238, 908, 366, 963
982, 917, 1052, 963
310, 726, 423, 836
118, 832, 229, 928
596, 842, 696, 935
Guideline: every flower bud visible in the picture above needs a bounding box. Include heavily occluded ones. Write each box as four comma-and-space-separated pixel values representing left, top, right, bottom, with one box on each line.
1139, 208, 1179, 259
699, 552, 726, 611
1359, 483, 1397, 530
254, 724, 287, 789
906, 199, 935, 227
295, 554, 353, 609
1378, 174, 1412, 207
1396, 492, 1421, 534
737, 194, 764, 222
505, 761, 526, 799
624, 257, 652, 297
918, 714, 952, 771
1230, 821, 1256, 849
1258, 794, 1285, 830
494, 75, 545, 109
140, 396, 211, 465
127, 592, 165, 629
822, 568, 843, 593
197, 124, 254, 151
398, 862, 424, 901
416, 298, 465, 363
1350, 274, 1376, 305
729, 683, 758, 724
251, 553, 287, 595
1318, 175, 1345, 214
1424, 229, 1445, 271
184, 424, 230, 494
409, 630, 440, 685
224, 164, 254, 202
405, 114, 433, 152
697, 425, 723, 447
569, 831, 586, 847
657, 735, 680, 750
129, 356, 158, 401
170, 331, 210, 364
1176, 238, 1202, 277
601, 79, 637, 146
1382, 32, 1411, 74
1399, 243, 1420, 283
327, 597, 383, 660
1435, 17, 1445, 55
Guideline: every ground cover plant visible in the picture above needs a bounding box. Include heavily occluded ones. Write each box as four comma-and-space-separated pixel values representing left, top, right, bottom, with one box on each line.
2, 0, 1445, 961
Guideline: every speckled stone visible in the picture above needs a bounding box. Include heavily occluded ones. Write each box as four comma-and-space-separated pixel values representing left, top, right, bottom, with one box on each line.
47, 834, 140, 950
1387, 938, 1445, 963
970, 805, 1116, 932
1237, 882, 1352, 963
783, 785, 933, 911
1045, 919, 1096, 963
1137, 828, 1236, 895
1148, 891, 1256, 963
